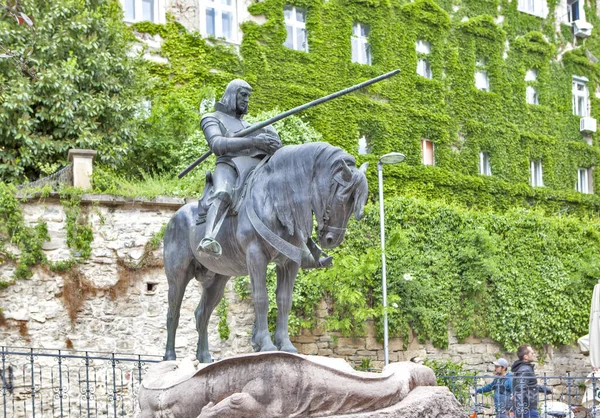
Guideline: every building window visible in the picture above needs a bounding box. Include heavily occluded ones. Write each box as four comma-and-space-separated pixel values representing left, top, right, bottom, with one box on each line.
577, 167, 593, 193
121, 0, 162, 23
203, 0, 236, 41
416, 40, 432, 79
284, 6, 308, 52
475, 59, 489, 92
525, 69, 539, 105
351, 23, 371, 65
479, 152, 492, 176
517, 0, 548, 18
357, 135, 371, 155
568, 0, 580, 22
530, 160, 544, 187
573, 76, 589, 117
422, 139, 434, 166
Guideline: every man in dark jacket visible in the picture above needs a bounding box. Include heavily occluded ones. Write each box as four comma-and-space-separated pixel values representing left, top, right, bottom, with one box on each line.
475, 358, 512, 418
512, 345, 553, 418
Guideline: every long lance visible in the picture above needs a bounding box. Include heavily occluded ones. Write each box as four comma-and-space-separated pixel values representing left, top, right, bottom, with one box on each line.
178, 69, 400, 178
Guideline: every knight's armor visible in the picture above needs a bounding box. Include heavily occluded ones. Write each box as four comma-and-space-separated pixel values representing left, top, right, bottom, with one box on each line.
198, 81, 279, 257
198, 79, 332, 269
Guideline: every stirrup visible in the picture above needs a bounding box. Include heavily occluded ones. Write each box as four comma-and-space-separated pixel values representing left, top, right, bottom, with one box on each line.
198, 237, 222, 257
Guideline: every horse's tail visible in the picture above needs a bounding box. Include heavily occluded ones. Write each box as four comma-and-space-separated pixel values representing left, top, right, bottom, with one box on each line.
163, 202, 198, 360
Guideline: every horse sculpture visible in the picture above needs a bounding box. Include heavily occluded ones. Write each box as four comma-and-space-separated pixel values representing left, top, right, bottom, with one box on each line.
163, 142, 369, 362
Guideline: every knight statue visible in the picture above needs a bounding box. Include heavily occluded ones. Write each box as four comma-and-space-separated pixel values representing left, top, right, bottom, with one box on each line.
197, 79, 331, 269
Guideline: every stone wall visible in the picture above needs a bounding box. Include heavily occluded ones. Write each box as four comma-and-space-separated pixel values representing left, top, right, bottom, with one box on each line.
0, 196, 592, 377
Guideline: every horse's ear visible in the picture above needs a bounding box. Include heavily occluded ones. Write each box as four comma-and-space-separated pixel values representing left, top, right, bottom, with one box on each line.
341, 160, 352, 182
359, 162, 369, 175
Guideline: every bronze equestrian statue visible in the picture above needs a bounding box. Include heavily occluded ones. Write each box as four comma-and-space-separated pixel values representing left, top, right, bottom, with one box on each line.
166, 73, 398, 362
196, 79, 331, 268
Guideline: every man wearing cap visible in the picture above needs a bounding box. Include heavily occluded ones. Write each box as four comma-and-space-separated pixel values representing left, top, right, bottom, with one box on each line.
474, 358, 512, 418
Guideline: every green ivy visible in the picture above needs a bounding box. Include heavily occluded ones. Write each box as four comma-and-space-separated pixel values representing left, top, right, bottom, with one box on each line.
217, 298, 230, 341
126, 0, 600, 351
0, 183, 48, 283
59, 187, 93, 259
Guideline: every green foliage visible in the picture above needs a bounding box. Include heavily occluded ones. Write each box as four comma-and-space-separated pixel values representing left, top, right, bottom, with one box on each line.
149, 223, 167, 250
0, 182, 48, 282
425, 358, 474, 404
291, 197, 600, 351
59, 187, 93, 259
0, 0, 143, 182
127, 0, 600, 351
217, 298, 230, 340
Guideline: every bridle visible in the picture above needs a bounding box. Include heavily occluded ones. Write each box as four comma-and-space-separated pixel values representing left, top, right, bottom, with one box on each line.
318, 171, 351, 239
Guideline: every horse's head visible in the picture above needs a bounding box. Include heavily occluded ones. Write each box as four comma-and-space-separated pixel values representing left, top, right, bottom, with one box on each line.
317, 160, 369, 249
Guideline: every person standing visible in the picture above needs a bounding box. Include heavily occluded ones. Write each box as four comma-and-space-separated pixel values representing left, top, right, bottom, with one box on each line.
511, 345, 552, 418
474, 358, 512, 418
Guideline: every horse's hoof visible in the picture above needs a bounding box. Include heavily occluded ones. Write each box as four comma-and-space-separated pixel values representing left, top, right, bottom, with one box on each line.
163, 352, 177, 361
279, 342, 298, 353
197, 352, 213, 364
260, 343, 278, 352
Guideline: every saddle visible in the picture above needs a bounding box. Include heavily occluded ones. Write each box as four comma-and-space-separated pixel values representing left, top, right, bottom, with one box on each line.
196, 156, 263, 225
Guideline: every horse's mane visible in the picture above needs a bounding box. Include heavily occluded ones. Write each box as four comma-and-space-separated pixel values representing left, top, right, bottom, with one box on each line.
256, 142, 365, 238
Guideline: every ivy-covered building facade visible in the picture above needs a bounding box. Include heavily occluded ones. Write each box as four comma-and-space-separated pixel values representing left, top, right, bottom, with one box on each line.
124, 0, 600, 354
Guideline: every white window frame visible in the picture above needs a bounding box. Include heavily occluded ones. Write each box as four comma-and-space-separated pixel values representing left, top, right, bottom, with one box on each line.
479, 152, 492, 176
283, 6, 308, 52
567, 0, 583, 23
358, 135, 371, 155
200, 0, 237, 42
517, 0, 549, 18
577, 167, 593, 193
351, 22, 371, 65
422, 139, 435, 166
121, 0, 165, 24
530, 160, 544, 187
573, 76, 589, 117
526, 86, 539, 105
475, 59, 489, 92
416, 40, 432, 79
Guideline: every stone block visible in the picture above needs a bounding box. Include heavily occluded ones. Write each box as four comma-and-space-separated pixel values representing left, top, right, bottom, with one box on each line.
335, 347, 357, 356
366, 337, 381, 350
291, 335, 315, 344
318, 348, 333, 356
389, 338, 404, 351
452, 344, 472, 355
472, 344, 487, 354
487, 344, 500, 354
300, 343, 318, 355
464, 335, 482, 344
336, 337, 366, 349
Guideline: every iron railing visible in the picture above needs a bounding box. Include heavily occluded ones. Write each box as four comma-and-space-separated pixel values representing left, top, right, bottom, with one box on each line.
2, 346, 599, 418
439, 373, 600, 418
0, 346, 162, 417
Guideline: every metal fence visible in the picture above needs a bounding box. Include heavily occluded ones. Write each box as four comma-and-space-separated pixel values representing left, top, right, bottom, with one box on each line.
439, 373, 600, 418
0, 346, 162, 418
3, 346, 599, 418
15, 164, 73, 191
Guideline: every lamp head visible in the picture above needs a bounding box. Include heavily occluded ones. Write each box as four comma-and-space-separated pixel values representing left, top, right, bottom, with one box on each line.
379, 152, 406, 166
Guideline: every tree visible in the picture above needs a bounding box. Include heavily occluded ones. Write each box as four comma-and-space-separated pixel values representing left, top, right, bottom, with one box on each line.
0, 0, 142, 182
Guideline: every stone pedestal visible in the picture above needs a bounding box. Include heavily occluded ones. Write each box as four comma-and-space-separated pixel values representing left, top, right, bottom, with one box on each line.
68, 149, 97, 190
138, 352, 467, 418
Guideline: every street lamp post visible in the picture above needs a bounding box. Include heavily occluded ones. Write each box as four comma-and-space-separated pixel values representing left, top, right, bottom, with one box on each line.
378, 152, 406, 366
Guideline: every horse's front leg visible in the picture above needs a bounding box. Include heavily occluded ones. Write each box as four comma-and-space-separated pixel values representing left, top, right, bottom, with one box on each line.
247, 241, 277, 352
274, 261, 299, 353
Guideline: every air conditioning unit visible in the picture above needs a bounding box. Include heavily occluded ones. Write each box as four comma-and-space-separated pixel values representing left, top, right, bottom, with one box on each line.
581, 116, 597, 133
573, 20, 594, 38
